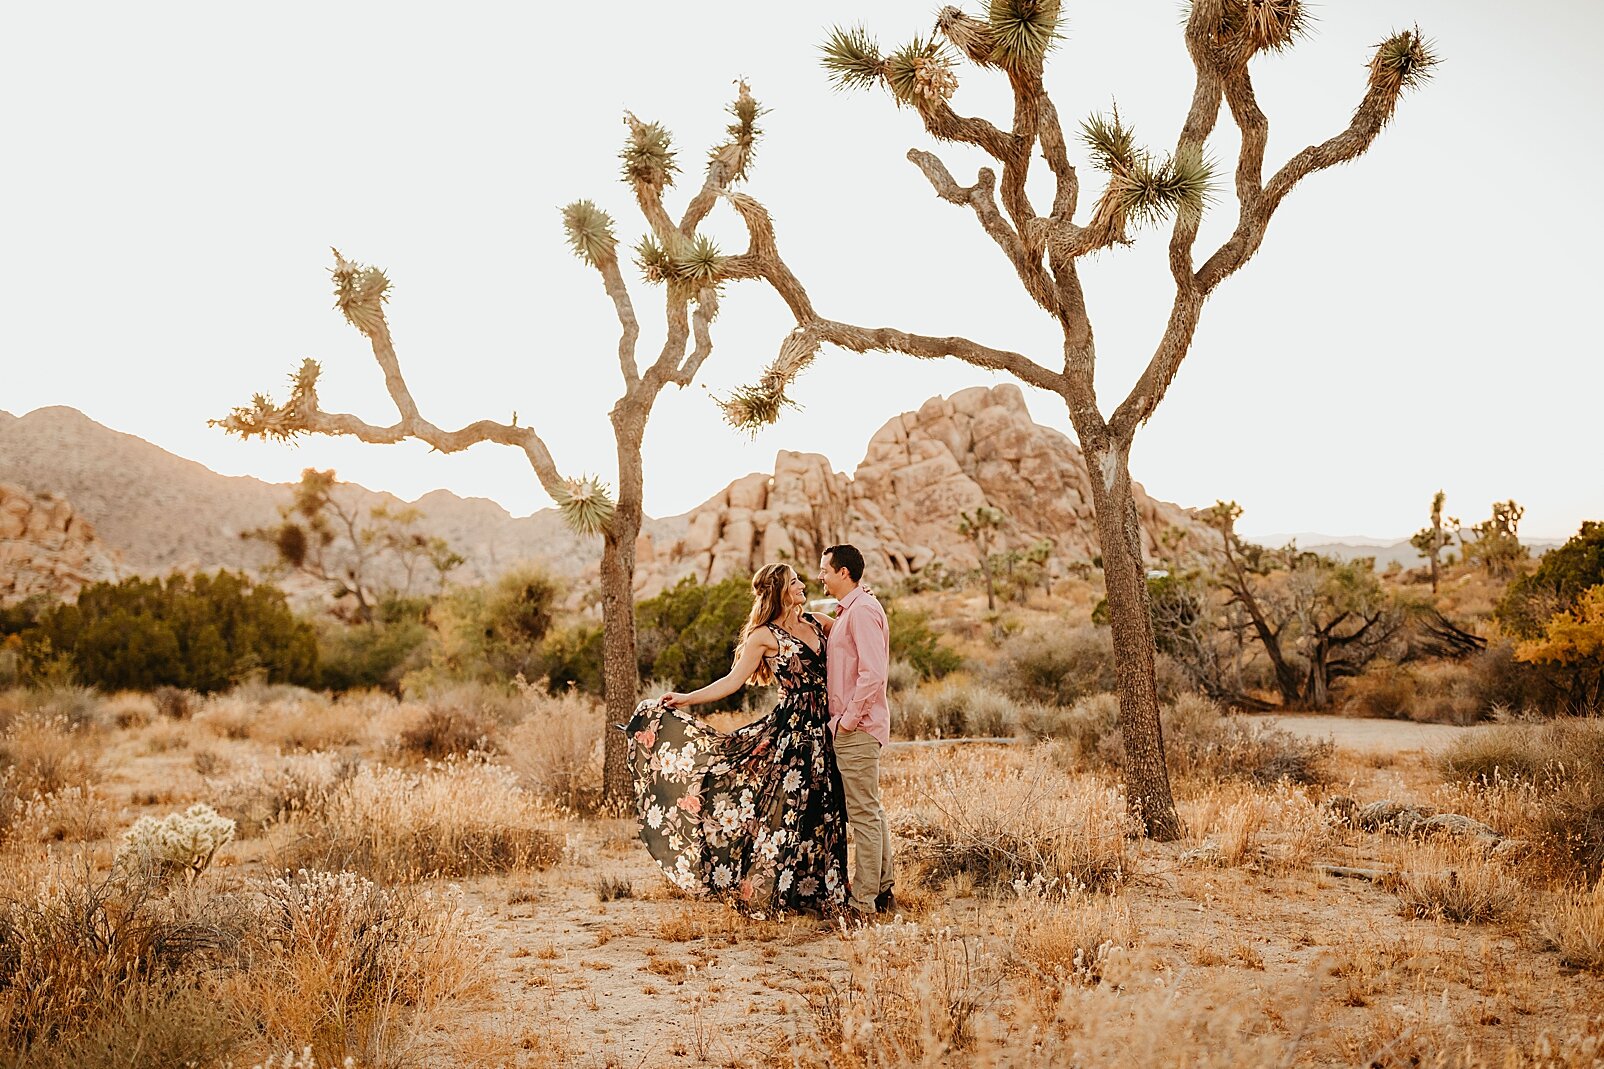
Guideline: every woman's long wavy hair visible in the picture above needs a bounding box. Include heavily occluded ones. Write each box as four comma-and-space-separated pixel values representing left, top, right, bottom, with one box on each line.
736, 563, 795, 686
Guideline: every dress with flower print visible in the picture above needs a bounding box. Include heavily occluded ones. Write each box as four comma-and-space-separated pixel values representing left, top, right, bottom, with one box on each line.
624, 614, 849, 916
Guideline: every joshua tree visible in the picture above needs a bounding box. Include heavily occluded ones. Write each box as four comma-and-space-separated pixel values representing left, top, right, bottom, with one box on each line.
214, 84, 780, 807
716, 2, 1436, 838
957, 505, 1007, 610
1409, 490, 1454, 593
1467, 499, 1528, 580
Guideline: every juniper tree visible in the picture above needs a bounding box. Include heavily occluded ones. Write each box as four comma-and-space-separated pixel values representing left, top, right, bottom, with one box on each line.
718, 2, 1436, 838
214, 84, 779, 806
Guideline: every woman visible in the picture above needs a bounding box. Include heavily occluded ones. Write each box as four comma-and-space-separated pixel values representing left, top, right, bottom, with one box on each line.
623, 563, 849, 917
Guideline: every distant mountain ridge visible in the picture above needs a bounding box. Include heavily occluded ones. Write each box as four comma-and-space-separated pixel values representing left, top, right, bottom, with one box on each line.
0, 405, 686, 589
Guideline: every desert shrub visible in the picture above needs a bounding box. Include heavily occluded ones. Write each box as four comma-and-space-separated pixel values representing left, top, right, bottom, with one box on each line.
1460, 640, 1551, 716
1341, 662, 1418, 719
887, 605, 963, 681
208, 750, 353, 837
1181, 781, 1332, 870
315, 611, 430, 694
400, 567, 561, 691
1017, 692, 1120, 758
102, 690, 157, 729
0, 860, 247, 1057
1155, 694, 1333, 785
1440, 720, 1604, 879
241, 869, 490, 1063
1540, 878, 1604, 973
151, 685, 196, 720
500, 685, 604, 811
24, 573, 318, 692
536, 622, 605, 696
988, 624, 1118, 706
895, 678, 1025, 739
1383, 843, 1520, 923
632, 575, 753, 711
284, 758, 562, 879
0, 712, 98, 798
895, 750, 1131, 893
398, 702, 496, 761
887, 657, 920, 696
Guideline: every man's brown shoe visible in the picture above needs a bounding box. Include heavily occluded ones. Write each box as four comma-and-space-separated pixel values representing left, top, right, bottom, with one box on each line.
874, 887, 896, 914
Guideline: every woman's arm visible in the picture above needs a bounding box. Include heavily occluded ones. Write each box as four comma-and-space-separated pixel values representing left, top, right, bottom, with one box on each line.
808, 610, 836, 636
662, 630, 775, 709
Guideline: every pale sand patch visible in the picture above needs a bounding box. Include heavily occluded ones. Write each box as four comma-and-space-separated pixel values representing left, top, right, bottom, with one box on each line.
1263, 714, 1487, 755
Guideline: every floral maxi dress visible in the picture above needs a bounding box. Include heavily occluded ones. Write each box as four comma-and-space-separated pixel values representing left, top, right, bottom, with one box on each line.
624, 617, 849, 916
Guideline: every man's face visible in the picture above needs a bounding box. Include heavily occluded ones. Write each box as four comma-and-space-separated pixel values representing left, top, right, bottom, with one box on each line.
817, 553, 851, 598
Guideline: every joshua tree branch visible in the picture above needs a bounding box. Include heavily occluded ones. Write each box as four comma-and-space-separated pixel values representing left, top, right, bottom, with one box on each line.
594, 251, 642, 390
907, 149, 1057, 314
1196, 32, 1434, 293
672, 287, 719, 387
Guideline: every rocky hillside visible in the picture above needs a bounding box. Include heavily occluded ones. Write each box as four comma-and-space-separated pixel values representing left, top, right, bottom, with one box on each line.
634, 384, 1213, 592
1, 394, 1214, 604
0, 482, 122, 602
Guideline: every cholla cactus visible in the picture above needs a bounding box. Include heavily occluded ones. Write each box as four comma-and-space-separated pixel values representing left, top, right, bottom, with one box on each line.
116, 802, 236, 882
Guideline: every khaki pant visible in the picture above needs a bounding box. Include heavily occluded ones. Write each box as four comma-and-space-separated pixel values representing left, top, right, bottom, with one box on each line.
835, 728, 894, 913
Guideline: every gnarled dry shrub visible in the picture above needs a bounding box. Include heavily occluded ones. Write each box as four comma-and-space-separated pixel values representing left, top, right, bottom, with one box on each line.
1383, 843, 1521, 924
987, 624, 1119, 707
208, 750, 355, 837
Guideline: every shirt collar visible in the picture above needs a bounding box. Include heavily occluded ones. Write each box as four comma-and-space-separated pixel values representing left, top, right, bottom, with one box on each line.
837, 585, 867, 613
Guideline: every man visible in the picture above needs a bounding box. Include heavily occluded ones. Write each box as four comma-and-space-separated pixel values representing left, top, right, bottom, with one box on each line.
817, 543, 894, 919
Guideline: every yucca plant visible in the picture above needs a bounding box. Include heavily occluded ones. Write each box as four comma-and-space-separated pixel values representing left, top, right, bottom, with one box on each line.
716, 2, 1437, 840
213, 82, 792, 808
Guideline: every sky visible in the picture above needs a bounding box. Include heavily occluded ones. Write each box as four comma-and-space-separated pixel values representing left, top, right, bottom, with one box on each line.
3, 1, 1600, 541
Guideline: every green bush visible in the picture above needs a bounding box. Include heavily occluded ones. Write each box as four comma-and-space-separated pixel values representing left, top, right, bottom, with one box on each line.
407, 567, 560, 689
887, 604, 963, 680
634, 576, 752, 710
24, 573, 317, 693
1497, 521, 1604, 639
316, 597, 431, 692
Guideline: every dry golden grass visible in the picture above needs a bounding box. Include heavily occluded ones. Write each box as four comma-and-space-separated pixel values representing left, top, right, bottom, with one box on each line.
4, 683, 1603, 1068
1541, 877, 1604, 973
281, 757, 564, 880
890, 745, 1132, 893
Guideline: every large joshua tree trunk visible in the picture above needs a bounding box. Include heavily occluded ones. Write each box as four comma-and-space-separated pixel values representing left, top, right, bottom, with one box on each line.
598, 415, 646, 806
718, 2, 1437, 840
1083, 440, 1181, 840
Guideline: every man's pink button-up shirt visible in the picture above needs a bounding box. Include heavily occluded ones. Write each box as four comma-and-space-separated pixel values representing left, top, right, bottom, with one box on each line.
825, 585, 891, 746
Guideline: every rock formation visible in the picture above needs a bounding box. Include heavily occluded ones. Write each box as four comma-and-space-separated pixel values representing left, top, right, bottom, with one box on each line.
0, 483, 122, 602
634, 384, 1214, 593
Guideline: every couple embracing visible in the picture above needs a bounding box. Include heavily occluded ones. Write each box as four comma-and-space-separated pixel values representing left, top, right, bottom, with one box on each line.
623, 544, 895, 922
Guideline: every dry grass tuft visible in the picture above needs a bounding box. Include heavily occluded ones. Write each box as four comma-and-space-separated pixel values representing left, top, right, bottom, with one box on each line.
1383, 842, 1521, 924
0, 858, 247, 1063
1440, 719, 1604, 880
282, 757, 564, 879
893, 748, 1131, 893
1540, 877, 1604, 973
236, 868, 492, 1064
0, 712, 99, 798
208, 750, 354, 837
499, 686, 604, 811
1007, 883, 1137, 988
1180, 781, 1331, 870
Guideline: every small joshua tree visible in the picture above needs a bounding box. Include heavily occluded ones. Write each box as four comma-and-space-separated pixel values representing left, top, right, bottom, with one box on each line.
215, 84, 784, 807
716, 2, 1436, 839
1410, 490, 1454, 593
957, 505, 1007, 610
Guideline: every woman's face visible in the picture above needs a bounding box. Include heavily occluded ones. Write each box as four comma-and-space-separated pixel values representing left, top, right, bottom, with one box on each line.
784, 570, 806, 609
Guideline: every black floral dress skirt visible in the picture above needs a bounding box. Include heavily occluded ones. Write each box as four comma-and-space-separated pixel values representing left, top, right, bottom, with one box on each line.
624, 618, 849, 917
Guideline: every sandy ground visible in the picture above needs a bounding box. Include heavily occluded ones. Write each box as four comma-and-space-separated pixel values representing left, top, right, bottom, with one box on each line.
1263, 714, 1486, 755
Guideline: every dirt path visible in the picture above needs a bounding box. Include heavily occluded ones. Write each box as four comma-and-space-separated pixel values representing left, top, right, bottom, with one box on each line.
1263, 713, 1486, 755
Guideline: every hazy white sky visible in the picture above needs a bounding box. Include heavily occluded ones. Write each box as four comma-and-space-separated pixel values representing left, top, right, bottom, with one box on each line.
3, 2, 1600, 540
